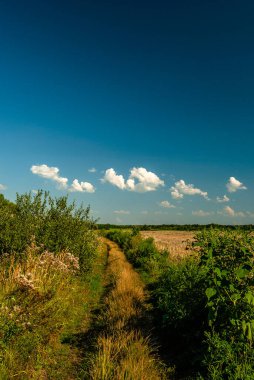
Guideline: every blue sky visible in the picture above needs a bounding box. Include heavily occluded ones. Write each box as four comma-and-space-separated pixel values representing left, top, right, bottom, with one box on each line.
0, 0, 254, 224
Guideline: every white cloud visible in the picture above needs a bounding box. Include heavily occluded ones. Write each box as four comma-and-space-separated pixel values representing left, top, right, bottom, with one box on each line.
102, 168, 126, 190
170, 180, 209, 200
102, 167, 164, 192
126, 167, 164, 192
223, 206, 245, 217
216, 195, 230, 203
159, 200, 175, 209
192, 210, 212, 217
113, 210, 130, 215
171, 188, 184, 199
31, 164, 68, 189
0, 184, 7, 191
69, 179, 95, 193
226, 177, 247, 193
31, 164, 95, 193
88, 168, 97, 173
141, 210, 148, 215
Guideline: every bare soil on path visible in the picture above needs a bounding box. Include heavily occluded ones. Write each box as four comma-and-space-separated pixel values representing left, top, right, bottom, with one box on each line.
86, 238, 170, 380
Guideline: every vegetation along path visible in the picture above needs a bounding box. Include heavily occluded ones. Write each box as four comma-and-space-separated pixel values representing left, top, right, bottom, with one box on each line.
85, 238, 170, 380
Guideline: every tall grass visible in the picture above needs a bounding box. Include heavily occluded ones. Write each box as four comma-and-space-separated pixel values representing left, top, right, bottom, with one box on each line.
0, 240, 107, 379
0, 191, 106, 379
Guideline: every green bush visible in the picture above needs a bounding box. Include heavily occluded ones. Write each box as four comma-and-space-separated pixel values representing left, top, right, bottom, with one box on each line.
195, 229, 254, 378
0, 191, 97, 272
103, 227, 254, 378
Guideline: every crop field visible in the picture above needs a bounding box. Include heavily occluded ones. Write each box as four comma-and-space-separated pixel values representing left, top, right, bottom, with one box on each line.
140, 230, 195, 257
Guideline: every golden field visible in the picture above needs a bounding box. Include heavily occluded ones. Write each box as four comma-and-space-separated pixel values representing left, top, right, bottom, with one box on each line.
140, 230, 195, 258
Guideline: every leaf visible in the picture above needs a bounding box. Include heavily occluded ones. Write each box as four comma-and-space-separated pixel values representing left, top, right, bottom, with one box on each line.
221, 270, 228, 277
206, 288, 217, 300
235, 267, 249, 279
208, 248, 213, 259
245, 291, 254, 305
242, 320, 247, 335
231, 293, 241, 304
214, 267, 222, 279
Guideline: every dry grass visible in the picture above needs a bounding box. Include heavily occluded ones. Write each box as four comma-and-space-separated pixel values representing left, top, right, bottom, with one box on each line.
141, 230, 195, 258
88, 239, 171, 380
0, 241, 107, 380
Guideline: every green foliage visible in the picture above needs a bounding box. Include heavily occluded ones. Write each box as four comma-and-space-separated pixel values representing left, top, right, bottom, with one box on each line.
106, 227, 254, 378
0, 191, 97, 272
104, 229, 167, 279
194, 229, 254, 378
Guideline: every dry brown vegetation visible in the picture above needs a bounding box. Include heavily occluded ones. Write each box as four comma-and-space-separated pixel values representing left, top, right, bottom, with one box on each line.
141, 230, 195, 258
88, 238, 171, 380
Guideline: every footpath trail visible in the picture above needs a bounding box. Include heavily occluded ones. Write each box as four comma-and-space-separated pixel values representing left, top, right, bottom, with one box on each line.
86, 238, 169, 380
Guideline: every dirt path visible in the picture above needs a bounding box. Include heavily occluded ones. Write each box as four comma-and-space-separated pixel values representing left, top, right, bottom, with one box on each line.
86, 238, 170, 380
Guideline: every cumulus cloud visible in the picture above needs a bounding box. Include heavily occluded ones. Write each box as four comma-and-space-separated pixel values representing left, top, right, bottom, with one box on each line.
113, 210, 130, 215
102, 167, 164, 192
31, 164, 95, 193
170, 180, 209, 200
192, 210, 212, 217
0, 184, 7, 191
226, 177, 247, 193
88, 168, 97, 173
223, 206, 245, 217
102, 168, 126, 190
126, 167, 164, 192
31, 164, 68, 189
159, 200, 175, 209
69, 179, 95, 193
216, 195, 230, 203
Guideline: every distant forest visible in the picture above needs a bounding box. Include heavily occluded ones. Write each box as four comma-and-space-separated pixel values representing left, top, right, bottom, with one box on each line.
98, 223, 254, 231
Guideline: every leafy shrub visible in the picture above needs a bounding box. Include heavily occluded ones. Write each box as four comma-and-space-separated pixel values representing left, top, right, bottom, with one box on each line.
106, 228, 254, 378
195, 229, 254, 378
104, 229, 167, 280
0, 191, 97, 272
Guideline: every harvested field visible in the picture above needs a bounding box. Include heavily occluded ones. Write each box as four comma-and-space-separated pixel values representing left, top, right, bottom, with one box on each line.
140, 230, 195, 258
